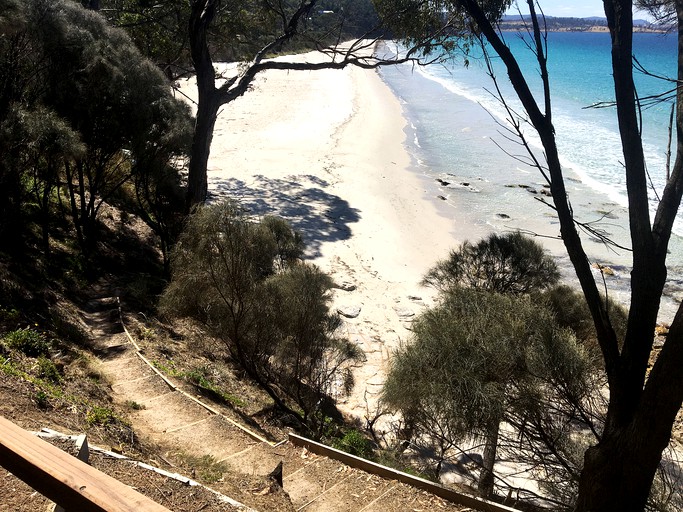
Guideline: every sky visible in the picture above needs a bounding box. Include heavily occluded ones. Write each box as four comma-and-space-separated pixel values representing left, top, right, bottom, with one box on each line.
505, 1, 651, 20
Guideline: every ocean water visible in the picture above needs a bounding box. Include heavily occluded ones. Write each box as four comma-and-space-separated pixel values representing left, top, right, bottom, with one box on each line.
377, 32, 683, 318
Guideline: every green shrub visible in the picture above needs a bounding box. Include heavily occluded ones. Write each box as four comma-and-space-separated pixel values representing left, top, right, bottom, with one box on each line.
423, 231, 559, 295
3, 328, 50, 357
542, 284, 628, 350
333, 429, 374, 459
161, 201, 362, 428
125, 400, 146, 410
182, 367, 245, 407
34, 390, 50, 409
37, 356, 61, 383
373, 450, 435, 481
0, 307, 20, 324
86, 406, 117, 426
0, 357, 19, 376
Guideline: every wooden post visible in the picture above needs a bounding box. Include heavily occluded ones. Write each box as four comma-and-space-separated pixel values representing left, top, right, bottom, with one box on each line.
52, 433, 91, 512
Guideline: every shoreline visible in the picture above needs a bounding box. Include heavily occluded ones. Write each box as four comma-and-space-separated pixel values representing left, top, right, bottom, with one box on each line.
179, 45, 678, 420
379, 59, 683, 323
179, 54, 460, 419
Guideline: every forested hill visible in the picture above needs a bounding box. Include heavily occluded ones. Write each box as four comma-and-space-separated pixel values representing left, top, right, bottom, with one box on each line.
499, 14, 663, 32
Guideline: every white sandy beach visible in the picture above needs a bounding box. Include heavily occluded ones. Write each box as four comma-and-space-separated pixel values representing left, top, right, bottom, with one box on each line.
176, 45, 678, 425
178, 51, 460, 420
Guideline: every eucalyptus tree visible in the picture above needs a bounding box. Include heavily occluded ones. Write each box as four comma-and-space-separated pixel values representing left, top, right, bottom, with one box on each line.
182, 0, 465, 208
380, 0, 683, 509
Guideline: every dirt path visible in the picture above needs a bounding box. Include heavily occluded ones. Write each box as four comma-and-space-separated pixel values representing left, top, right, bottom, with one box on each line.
84, 291, 470, 511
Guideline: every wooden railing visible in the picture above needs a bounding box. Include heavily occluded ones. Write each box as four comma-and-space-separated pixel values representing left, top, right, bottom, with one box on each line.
0, 415, 171, 512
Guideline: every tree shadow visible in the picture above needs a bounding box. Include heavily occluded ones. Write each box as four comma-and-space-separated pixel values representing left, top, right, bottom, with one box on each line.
209, 173, 360, 258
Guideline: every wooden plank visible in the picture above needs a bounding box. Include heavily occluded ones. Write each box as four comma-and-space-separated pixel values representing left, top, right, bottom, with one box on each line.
53, 434, 90, 512
288, 433, 521, 512
0, 415, 171, 512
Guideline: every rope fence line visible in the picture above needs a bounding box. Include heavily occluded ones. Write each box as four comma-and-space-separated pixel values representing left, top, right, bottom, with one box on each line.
116, 298, 522, 512
35, 428, 257, 511
116, 298, 279, 447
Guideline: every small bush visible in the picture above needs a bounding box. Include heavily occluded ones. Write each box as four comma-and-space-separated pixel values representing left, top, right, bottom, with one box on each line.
0, 307, 20, 325
0, 357, 19, 376
3, 328, 50, 357
34, 390, 50, 409
86, 405, 117, 426
374, 450, 435, 481
37, 356, 61, 383
183, 367, 245, 407
125, 400, 146, 410
333, 429, 374, 459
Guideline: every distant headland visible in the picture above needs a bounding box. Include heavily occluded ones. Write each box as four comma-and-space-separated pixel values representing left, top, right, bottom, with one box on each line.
500, 14, 670, 33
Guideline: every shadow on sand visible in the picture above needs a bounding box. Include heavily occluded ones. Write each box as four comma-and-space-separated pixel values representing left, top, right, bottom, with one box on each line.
209, 173, 360, 258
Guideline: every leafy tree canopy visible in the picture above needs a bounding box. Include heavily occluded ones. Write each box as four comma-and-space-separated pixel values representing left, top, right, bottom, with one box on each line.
422, 231, 560, 295
0, 0, 192, 258
160, 201, 362, 431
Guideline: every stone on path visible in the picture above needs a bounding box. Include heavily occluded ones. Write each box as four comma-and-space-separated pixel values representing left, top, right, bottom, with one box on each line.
337, 305, 361, 318
393, 306, 415, 319
334, 280, 357, 291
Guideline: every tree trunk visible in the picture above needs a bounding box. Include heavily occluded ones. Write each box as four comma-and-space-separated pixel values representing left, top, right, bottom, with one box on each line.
64, 161, 84, 252
478, 421, 500, 498
186, 91, 219, 209
574, 1, 683, 507
41, 180, 51, 257
576, 428, 666, 511
186, 0, 219, 210
576, 305, 683, 511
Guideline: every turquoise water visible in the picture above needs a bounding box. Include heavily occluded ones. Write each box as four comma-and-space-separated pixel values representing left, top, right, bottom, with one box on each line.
377, 32, 683, 317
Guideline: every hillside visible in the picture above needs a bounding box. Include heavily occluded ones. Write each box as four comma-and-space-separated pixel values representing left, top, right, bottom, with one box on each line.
0, 211, 493, 511
499, 14, 666, 32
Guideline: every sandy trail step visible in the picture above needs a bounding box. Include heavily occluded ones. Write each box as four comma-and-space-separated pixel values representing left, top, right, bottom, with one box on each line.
91, 300, 475, 512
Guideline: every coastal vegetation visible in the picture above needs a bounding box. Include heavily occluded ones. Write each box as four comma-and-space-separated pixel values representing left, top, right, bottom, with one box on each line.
0, 0, 193, 269
2, 0, 683, 510
383, 233, 635, 505
0, 0, 362, 452
159, 201, 363, 435
380, 0, 683, 510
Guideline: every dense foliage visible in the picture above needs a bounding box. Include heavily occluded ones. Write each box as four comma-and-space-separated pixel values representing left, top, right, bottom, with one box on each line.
384, 233, 601, 501
0, 0, 192, 265
384, 287, 598, 501
422, 231, 560, 294
160, 202, 362, 433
